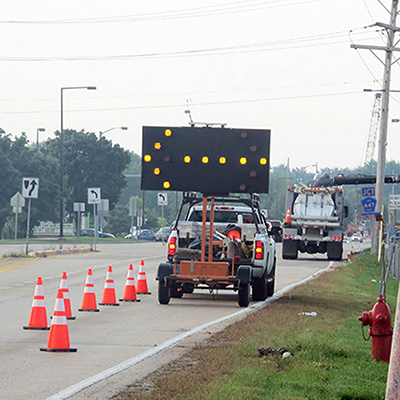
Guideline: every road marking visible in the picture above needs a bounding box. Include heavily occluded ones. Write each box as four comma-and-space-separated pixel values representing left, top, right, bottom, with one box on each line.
0, 257, 39, 274
46, 262, 334, 400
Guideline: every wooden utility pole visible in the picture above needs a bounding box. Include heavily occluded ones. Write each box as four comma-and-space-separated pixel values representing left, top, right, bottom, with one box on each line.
351, 0, 400, 253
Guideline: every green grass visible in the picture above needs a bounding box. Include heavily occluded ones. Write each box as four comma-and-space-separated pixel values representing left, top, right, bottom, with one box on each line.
114, 251, 399, 400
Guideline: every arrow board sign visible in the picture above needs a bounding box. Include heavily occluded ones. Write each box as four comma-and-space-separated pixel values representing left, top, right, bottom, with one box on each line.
157, 192, 168, 206
22, 178, 39, 199
88, 188, 101, 204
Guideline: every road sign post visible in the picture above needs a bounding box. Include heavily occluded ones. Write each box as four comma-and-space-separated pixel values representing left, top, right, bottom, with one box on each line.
158, 192, 168, 242
73, 202, 85, 238
10, 192, 25, 240
88, 188, 101, 251
22, 178, 39, 255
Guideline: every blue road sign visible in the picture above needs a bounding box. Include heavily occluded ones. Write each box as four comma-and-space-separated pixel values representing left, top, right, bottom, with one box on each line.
361, 187, 375, 197
360, 186, 379, 216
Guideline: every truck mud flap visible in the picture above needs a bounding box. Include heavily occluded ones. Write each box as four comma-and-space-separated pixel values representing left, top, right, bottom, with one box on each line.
327, 242, 343, 261
237, 265, 252, 285
282, 239, 298, 259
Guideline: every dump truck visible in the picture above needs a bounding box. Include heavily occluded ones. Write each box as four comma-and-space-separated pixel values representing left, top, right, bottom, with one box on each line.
157, 193, 276, 307
281, 172, 400, 261
282, 184, 348, 261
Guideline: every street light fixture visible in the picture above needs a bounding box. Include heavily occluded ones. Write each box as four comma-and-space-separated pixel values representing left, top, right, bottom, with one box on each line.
36, 128, 45, 149
99, 126, 128, 139
60, 86, 97, 238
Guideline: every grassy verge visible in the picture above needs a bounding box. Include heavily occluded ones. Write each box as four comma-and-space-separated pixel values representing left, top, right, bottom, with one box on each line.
114, 252, 399, 400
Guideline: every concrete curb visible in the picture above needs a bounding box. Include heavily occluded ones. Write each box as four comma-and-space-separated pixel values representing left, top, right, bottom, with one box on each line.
28, 247, 92, 257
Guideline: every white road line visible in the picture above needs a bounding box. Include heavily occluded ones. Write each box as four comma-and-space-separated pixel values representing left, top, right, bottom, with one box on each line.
46, 262, 334, 400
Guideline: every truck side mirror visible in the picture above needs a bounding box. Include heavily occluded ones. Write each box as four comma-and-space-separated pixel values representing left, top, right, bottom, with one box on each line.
344, 205, 349, 218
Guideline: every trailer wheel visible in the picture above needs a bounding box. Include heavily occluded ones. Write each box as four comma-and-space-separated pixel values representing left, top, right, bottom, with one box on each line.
238, 283, 250, 307
158, 279, 171, 304
267, 257, 276, 297
252, 268, 267, 301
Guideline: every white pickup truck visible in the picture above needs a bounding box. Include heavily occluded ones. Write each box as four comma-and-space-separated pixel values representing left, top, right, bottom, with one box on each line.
156, 194, 276, 307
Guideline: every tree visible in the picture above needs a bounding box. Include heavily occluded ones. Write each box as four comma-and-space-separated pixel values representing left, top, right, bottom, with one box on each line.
44, 129, 131, 215
107, 204, 130, 236
0, 133, 59, 237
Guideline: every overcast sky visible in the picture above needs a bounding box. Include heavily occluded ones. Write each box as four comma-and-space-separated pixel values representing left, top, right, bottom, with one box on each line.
1, 0, 399, 171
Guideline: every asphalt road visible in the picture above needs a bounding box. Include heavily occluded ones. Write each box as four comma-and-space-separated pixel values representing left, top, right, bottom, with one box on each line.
0, 240, 367, 400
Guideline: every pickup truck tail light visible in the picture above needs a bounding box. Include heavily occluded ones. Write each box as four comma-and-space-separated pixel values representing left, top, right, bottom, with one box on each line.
168, 237, 177, 256
255, 240, 264, 260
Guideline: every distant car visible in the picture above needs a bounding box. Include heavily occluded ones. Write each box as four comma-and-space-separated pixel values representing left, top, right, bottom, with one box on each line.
100, 232, 115, 238
155, 227, 171, 242
124, 233, 138, 239
124, 227, 139, 239
343, 235, 350, 243
137, 229, 156, 241
80, 228, 115, 238
268, 220, 283, 242
351, 233, 363, 243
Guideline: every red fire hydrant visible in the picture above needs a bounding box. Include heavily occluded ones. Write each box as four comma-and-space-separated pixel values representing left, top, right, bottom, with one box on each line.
359, 294, 393, 363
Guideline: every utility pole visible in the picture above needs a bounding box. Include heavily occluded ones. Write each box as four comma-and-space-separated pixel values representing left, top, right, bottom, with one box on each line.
351, 0, 400, 253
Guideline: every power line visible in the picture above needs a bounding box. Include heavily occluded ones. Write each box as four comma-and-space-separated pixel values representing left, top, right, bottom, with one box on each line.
0, 29, 378, 62
0, 0, 325, 25
0, 78, 373, 103
0, 90, 362, 115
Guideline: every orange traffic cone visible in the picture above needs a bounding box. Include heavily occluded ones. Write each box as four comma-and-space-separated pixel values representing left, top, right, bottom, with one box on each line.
23, 277, 50, 330
59, 272, 75, 320
136, 260, 151, 295
284, 207, 291, 224
120, 264, 141, 302
40, 289, 77, 352
78, 268, 100, 312
99, 266, 119, 306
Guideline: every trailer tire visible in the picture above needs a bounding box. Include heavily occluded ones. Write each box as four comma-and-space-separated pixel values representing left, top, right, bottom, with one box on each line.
238, 283, 250, 307
267, 257, 276, 297
282, 239, 298, 259
157, 263, 172, 305
158, 280, 171, 304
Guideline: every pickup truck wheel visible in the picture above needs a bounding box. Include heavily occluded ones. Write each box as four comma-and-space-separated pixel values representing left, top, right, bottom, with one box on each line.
171, 284, 184, 298
238, 283, 250, 307
267, 257, 276, 297
252, 269, 267, 301
158, 279, 171, 305
182, 283, 195, 294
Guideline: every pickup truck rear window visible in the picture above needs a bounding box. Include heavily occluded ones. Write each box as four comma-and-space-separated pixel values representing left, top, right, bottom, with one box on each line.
188, 211, 256, 224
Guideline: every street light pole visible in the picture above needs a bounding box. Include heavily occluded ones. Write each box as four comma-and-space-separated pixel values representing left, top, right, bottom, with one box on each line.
36, 128, 45, 149
99, 126, 128, 139
59, 86, 96, 239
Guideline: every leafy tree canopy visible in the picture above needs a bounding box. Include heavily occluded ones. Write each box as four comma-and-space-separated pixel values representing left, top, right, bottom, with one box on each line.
44, 129, 131, 211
